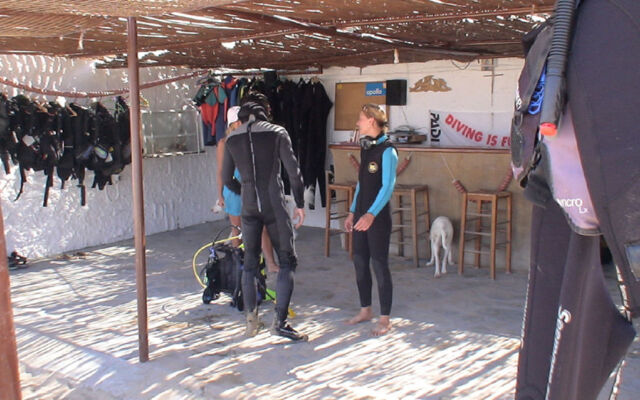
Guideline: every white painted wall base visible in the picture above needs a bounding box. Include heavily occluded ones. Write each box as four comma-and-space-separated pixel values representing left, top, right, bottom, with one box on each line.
0, 55, 222, 258
1, 150, 222, 258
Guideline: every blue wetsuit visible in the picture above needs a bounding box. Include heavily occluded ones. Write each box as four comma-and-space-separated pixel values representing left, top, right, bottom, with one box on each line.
223, 169, 242, 216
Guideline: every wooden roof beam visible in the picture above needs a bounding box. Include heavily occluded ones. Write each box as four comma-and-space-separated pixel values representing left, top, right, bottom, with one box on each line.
333, 6, 555, 27
131, 5, 552, 54
211, 7, 480, 58
65, 6, 548, 58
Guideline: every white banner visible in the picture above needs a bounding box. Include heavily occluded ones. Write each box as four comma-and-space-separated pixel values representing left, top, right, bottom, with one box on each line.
429, 110, 512, 149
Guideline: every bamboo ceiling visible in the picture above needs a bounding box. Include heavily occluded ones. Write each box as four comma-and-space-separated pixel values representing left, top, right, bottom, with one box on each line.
0, 0, 554, 70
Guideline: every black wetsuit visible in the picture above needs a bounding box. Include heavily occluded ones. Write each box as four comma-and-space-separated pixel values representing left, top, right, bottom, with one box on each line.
300, 82, 333, 209
222, 116, 304, 323
350, 135, 398, 315
515, 1, 639, 398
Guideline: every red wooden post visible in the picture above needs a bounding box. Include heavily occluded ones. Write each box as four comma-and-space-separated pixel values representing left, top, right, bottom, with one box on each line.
0, 199, 22, 399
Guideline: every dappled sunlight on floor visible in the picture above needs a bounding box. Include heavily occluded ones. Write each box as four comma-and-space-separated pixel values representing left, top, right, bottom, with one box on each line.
10, 221, 640, 399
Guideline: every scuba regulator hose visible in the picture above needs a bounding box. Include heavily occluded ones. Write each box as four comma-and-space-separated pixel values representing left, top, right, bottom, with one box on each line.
539, 0, 578, 137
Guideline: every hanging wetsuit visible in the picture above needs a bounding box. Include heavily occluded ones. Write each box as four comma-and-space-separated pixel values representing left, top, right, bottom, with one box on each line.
194, 81, 217, 146
281, 80, 299, 154
213, 87, 228, 145
350, 134, 398, 316
0, 94, 12, 174
222, 76, 239, 108
513, 1, 639, 398
295, 81, 310, 183
222, 102, 307, 341
301, 82, 333, 210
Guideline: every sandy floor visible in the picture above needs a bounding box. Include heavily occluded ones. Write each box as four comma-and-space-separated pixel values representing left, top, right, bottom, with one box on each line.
9, 221, 640, 400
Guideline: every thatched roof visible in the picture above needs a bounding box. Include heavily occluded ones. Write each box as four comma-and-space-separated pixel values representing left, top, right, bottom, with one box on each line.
0, 0, 553, 70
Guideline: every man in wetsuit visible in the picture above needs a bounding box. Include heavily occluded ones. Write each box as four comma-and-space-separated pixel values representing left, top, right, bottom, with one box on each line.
222, 101, 307, 341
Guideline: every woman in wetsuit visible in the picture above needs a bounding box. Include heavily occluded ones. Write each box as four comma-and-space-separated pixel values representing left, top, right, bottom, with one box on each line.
344, 104, 398, 336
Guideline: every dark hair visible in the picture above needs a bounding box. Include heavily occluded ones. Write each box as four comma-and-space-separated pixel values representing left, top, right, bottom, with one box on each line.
238, 101, 269, 123
239, 91, 272, 120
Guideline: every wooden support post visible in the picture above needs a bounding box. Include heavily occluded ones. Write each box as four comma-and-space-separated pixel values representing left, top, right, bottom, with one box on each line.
0, 200, 22, 400
127, 17, 149, 363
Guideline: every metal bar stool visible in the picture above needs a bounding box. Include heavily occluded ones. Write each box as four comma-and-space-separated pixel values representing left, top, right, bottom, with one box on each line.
458, 191, 512, 280
391, 184, 430, 268
324, 171, 356, 259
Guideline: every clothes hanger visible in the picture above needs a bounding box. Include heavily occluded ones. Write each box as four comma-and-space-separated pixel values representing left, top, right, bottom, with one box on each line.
34, 95, 49, 113
65, 102, 78, 117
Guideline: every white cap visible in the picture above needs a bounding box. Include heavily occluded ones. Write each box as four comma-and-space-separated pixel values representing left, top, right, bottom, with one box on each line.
227, 106, 241, 127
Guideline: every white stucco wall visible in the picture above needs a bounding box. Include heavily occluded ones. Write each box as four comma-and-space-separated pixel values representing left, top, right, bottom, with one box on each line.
0, 55, 524, 257
293, 58, 524, 228
0, 55, 222, 258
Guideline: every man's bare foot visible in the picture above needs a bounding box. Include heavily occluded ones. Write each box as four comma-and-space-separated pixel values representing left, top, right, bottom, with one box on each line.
372, 316, 392, 336
346, 307, 373, 325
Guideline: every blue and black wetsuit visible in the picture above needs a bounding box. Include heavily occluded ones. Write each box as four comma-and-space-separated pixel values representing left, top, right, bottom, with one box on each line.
350, 134, 398, 316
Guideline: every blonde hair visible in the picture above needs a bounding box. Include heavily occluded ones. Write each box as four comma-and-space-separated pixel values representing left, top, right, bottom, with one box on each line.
361, 103, 389, 132
225, 120, 241, 137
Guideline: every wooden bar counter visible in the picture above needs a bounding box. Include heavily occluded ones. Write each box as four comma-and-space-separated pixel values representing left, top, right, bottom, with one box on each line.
329, 142, 532, 272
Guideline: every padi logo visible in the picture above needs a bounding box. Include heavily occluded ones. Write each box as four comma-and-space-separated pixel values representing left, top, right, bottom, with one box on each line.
556, 198, 588, 214
366, 88, 384, 96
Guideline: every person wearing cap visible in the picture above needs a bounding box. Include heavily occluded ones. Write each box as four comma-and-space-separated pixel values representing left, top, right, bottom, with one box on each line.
222, 101, 307, 341
216, 106, 279, 270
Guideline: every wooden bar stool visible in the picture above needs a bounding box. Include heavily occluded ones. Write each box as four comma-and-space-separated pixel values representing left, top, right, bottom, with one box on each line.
324, 171, 356, 259
391, 185, 430, 268
458, 191, 512, 280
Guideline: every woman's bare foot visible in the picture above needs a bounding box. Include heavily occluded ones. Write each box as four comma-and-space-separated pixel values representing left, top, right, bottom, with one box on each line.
346, 307, 373, 325
372, 316, 392, 336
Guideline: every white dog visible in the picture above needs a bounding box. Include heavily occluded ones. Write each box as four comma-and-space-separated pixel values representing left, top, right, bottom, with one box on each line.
426, 216, 454, 278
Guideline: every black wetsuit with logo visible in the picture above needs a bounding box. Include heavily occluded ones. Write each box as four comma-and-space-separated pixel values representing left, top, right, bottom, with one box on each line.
350, 134, 398, 315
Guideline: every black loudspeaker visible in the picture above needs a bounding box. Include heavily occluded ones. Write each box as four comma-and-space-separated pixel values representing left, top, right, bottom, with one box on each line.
386, 79, 407, 106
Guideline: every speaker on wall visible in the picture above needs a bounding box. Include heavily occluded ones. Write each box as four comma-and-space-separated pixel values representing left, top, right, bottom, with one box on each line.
386, 79, 407, 106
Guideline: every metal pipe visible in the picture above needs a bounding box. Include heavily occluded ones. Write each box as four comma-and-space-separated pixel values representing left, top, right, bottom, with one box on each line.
0, 199, 22, 400
127, 16, 149, 363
